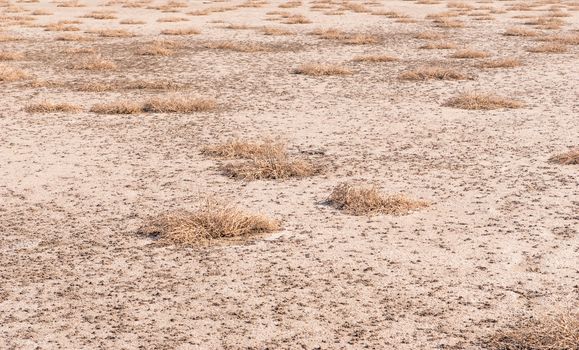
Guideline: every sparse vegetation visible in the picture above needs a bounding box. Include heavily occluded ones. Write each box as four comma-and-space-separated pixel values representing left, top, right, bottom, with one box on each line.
0, 64, 28, 81
549, 149, 579, 165
138, 200, 280, 245
327, 183, 428, 216
443, 92, 523, 109
24, 101, 82, 113
294, 63, 352, 76
482, 311, 579, 350
478, 58, 522, 68
399, 66, 471, 80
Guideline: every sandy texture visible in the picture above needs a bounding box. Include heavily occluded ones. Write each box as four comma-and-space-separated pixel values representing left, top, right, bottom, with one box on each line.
1, 0, 578, 349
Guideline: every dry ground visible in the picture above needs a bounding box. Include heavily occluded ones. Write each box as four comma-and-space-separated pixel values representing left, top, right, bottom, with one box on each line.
0, 0, 578, 349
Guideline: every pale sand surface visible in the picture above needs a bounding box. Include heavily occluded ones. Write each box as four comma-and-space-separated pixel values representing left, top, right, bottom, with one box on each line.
0, 0, 578, 349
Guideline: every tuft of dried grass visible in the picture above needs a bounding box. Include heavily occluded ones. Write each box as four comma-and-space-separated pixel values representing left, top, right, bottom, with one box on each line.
282, 14, 311, 24
353, 54, 398, 62
452, 49, 490, 58
443, 92, 523, 109
161, 27, 200, 35
90, 100, 143, 114
478, 58, 522, 68
414, 31, 446, 40
0, 51, 24, 61
24, 101, 81, 113
327, 183, 428, 216
527, 43, 568, 53
203, 41, 270, 52
420, 41, 457, 49
143, 95, 216, 113
202, 139, 285, 159
261, 27, 293, 35
399, 66, 471, 80
294, 63, 352, 76
70, 56, 117, 70
0, 64, 28, 81
120, 19, 146, 25
548, 149, 579, 165
482, 311, 579, 350
137, 40, 178, 56
138, 200, 280, 245
503, 27, 538, 37
89, 28, 135, 37
208, 139, 322, 180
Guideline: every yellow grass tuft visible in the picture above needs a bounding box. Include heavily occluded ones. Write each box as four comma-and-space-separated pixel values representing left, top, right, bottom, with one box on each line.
353, 54, 398, 62
503, 27, 538, 37
483, 311, 579, 350
138, 200, 280, 245
202, 139, 285, 159
203, 41, 270, 52
90, 29, 135, 37
143, 95, 216, 113
294, 63, 352, 76
527, 43, 568, 53
548, 149, 579, 165
24, 101, 82, 113
161, 27, 200, 35
327, 183, 428, 216
261, 27, 293, 36
399, 66, 471, 80
452, 49, 490, 59
0, 64, 28, 82
207, 139, 322, 180
443, 92, 523, 109
90, 96, 216, 114
478, 58, 522, 68
0, 51, 24, 61
90, 100, 143, 114
70, 56, 117, 70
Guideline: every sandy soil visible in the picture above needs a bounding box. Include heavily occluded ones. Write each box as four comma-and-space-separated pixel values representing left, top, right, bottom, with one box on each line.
1, 0, 578, 349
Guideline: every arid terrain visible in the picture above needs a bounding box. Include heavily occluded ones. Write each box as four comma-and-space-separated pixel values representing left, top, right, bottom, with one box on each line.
1, 0, 578, 349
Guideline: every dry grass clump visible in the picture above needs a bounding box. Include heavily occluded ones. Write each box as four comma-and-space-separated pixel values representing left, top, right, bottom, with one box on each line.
82, 10, 117, 19
261, 27, 293, 35
503, 27, 538, 37
55, 34, 90, 41
452, 49, 490, 58
76, 82, 115, 92
327, 183, 428, 216
90, 100, 143, 114
443, 92, 523, 109
433, 17, 465, 28
548, 149, 579, 165
399, 66, 471, 80
282, 14, 311, 24
527, 43, 568, 53
0, 34, 22, 42
353, 54, 398, 62
24, 101, 81, 113
482, 311, 578, 350
138, 201, 280, 245
137, 40, 180, 56
91, 95, 216, 114
414, 31, 446, 40
31, 9, 52, 15
143, 95, 216, 113
120, 19, 146, 25
207, 139, 322, 180
420, 41, 457, 49
0, 51, 24, 61
0, 64, 28, 81
202, 139, 285, 159
90, 29, 135, 37
203, 41, 270, 52
294, 63, 352, 76
161, 27, 200, 35
478, 58, 522, 68
70, 56, 117, 70
222, 153, 321, 180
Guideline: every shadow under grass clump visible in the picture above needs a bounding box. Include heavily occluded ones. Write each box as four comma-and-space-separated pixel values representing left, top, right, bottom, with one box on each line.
138, 200, 280, 245
327, 183, 428, 216
482, 311, 579, 350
